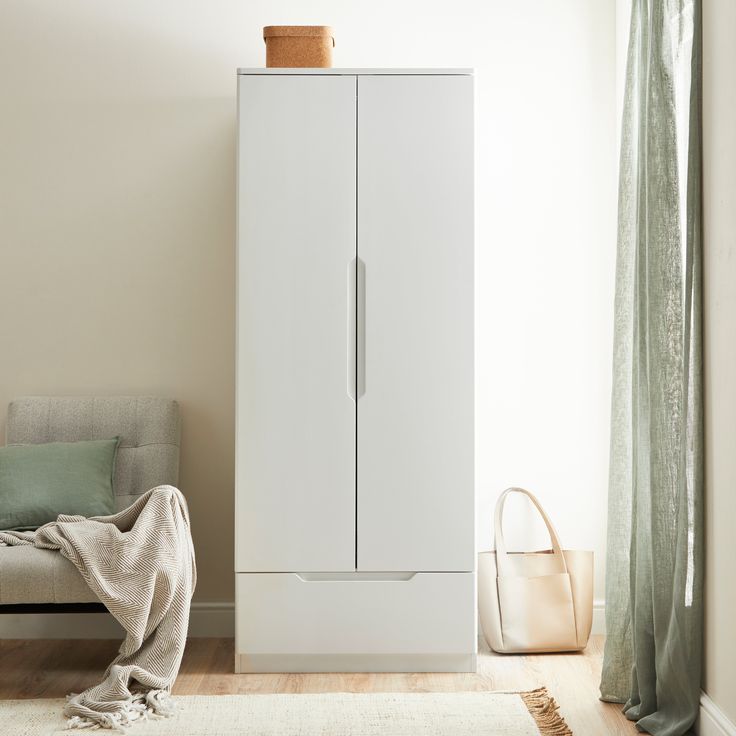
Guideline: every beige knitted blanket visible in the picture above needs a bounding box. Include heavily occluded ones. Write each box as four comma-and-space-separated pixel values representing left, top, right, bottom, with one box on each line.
0, 485, 196, 729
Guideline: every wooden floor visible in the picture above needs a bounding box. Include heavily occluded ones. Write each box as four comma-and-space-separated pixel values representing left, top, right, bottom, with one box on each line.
0, 635, 635, 734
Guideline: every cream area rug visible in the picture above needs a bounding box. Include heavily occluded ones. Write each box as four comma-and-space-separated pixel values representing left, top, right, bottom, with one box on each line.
0, 690, 571, 736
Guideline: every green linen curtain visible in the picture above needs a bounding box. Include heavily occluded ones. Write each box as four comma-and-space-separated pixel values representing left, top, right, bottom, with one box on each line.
600, 1, 703, 735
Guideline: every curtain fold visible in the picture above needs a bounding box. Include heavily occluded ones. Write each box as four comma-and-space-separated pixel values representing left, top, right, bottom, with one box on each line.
600, 2, 703, 735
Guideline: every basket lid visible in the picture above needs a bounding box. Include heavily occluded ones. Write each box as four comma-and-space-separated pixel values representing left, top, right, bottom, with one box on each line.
263, 25, 335, 46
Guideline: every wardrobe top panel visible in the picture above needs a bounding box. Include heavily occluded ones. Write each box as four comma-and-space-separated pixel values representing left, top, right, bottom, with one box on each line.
237, 68, 473, 76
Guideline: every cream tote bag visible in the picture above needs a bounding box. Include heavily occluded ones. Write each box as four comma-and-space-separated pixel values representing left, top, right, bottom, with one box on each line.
478, 487, 593, 654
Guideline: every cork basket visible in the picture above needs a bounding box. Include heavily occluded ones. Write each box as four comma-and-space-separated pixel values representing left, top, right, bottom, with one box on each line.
263, 26, 334, 68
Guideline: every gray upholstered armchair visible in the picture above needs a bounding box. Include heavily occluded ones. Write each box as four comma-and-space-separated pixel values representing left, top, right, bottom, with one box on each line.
0, 396, 180, 611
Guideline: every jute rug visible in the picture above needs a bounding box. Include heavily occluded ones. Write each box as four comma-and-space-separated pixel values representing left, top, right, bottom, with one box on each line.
0, 689, 571, 735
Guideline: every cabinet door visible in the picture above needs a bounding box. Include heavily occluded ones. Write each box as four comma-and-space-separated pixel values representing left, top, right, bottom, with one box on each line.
236, 75, 357, 572
357, 75, 474, 572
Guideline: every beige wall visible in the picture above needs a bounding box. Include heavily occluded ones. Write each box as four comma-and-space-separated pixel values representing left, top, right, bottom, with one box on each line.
0, 1, 616, 605
0, 2, 237, 601
703, 0, 736, 724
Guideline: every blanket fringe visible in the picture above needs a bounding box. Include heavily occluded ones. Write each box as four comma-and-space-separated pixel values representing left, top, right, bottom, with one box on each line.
520, 687, 573, 736
65, 690, 176, 731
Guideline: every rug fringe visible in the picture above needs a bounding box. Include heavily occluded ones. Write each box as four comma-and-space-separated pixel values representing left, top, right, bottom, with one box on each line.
520, 688, 573, 736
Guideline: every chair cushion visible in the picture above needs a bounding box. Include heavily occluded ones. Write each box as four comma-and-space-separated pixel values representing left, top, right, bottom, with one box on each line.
7, 397, 181, 512
0, 438, 119, 531
0, 545, 98, 604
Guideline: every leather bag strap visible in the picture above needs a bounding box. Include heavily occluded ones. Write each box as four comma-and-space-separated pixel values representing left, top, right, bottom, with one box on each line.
494, 487, 569, 576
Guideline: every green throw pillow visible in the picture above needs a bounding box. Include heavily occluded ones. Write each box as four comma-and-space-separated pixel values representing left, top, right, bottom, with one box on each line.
0, 438, 119, 531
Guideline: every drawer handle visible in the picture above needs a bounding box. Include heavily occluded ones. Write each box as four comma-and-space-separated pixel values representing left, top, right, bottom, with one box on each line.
295, 572, 416, 582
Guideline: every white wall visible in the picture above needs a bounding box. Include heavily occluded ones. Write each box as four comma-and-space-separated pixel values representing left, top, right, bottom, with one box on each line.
466, 2, 616, 605
702, 0, 736, 728
0, 0, 617, 604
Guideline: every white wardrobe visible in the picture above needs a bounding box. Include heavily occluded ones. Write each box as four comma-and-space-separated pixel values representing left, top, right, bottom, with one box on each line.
235, 68, 475, 673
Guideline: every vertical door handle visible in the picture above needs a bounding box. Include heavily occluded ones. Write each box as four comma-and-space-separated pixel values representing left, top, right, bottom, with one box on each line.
348, 259, 357, 401
347, 258, 366, 401
356, 258, 365, 398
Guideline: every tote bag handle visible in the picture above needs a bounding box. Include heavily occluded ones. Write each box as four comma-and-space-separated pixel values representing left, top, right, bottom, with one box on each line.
494, 487, 569, 577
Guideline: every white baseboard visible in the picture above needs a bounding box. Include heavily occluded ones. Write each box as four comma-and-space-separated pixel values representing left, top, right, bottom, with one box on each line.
697, 692, 736, 736
592, 599, 606, 636
188, 601, 235, 637
0, 601, 235, 639
1, 600, 606, 641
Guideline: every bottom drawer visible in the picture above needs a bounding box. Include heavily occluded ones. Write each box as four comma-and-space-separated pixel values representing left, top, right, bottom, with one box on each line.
235, 571, 476, 673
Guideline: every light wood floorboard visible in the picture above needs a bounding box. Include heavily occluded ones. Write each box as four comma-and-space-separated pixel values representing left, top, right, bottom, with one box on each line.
0, 635, 635, 734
